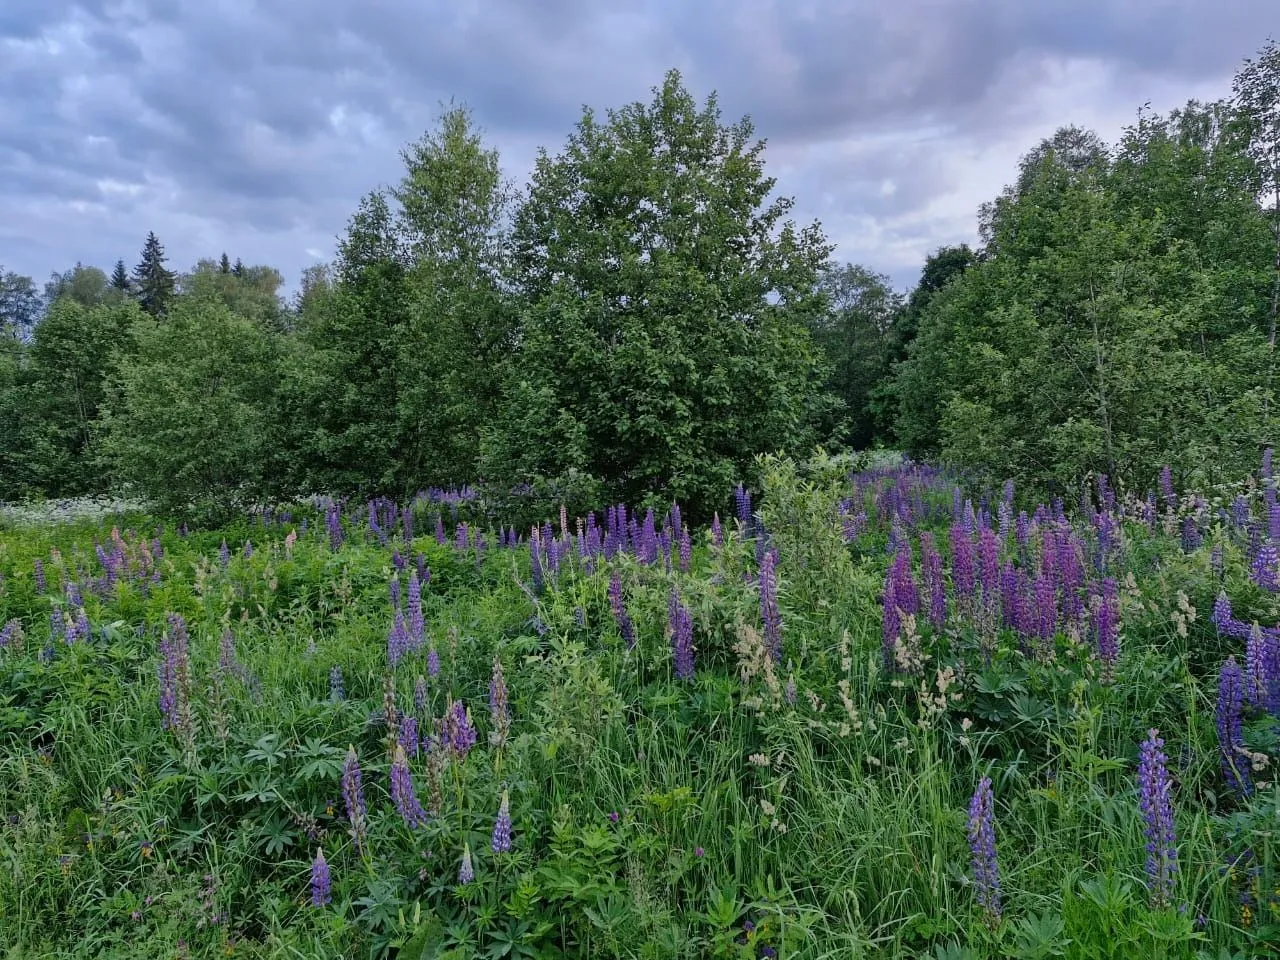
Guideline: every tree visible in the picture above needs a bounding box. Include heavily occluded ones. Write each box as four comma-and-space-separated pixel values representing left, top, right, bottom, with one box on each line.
0, 268, 41, 339
25, 298, 141, 494
489, 69, 832, 517
44, 263, 111, 308
100, 295, 283, 517
392, 105, 515, 487
219, 252, 232, 274
807, 263, 901, 447
178, 259, 286, 330
232, 258, 245, 278
110, 259, 131, 294
132, 232, 177, 317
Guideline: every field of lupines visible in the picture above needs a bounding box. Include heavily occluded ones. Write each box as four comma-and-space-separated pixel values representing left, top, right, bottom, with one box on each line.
2, 453, 1279, 958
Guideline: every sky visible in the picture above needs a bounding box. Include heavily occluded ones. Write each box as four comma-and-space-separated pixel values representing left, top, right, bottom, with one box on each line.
0, 1, 1275, 296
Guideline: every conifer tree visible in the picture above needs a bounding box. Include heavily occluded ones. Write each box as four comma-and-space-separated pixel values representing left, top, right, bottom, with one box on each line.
132, 232, 176, 317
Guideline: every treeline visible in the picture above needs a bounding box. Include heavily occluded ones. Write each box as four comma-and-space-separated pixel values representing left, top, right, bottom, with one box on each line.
2, 44, 1279, 519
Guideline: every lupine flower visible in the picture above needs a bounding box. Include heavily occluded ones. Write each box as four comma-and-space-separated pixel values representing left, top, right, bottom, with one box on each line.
966, 777, 1001, 924
427, 644, 441, 677
158, 615, 193, 746
399, 715, 420, 758
458, 843, 474, 884
387, 612, 411, 668
325, 503, 343, 551
1159, 466, 1175, 504
678, 528, 693, 572
329, 665, 345, 702
758, 549, 782, 661
1181, 517, 1201, 553
0, 619, 21, 650
389, 576, 401, 611
489, 658, 510, 747
1244, 625, 1270, 709
735, 485, 753, 533
1137, 728, 1179, 907
881, 576, 901, 669
406, 570, 424, 646
218, 540, 230, 568
492, 791, 512, 853
888, 545, 919, 616
443, 699, 477, 760
1216, 658, 1251, 796
310, 848, 331, 907
341, 746, 368, 852
390, 744, 428, 829
33, 559, 46, 594
608, 571, 636, 649
669, 589, 695, 681
1251, 543, 1279, 592
950, 525, 975, 602
414, 674, 428, 716
1092, 577, 1120, 679
711, 513, 723, 548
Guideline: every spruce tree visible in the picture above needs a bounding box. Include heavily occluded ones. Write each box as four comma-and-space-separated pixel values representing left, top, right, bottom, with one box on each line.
132, 232, 176, 317
110, 259, 131, 292
219, 252, 231, 274
232, 258, 245, 278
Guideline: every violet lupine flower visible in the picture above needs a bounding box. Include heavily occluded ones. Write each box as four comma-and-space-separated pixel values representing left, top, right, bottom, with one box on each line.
427, 645, 441, 677
977, 528, 1000, 612
489, 658, 510, 747
1181, 517, 1201, 553
889, 545, 919, 617
33, 559, 46, 594
157, 615, 191, 735
0, 619, 21, 650
920, 533, 947, 630
735, 485, 753, 534
711, 513, 723, 548
492, 791, 512, 853
219, 540, 230, 568
608, 571, 636, 649
678, 528, 693, 572
406, 570, 424, 647
392, 550, 405, 572
414, 674, 428, 717
341, 746, 368, 852
1245, 624, 1270, 709
310, 848, 331, 907
242, 540, 253, 560
882, 576, 901, 669
1159, 466, 1175, 505
1251, 543, 1279, 592
387, 611, 411, 668
670, 590, 695, 681
390, 744, 428, 829
950, 525, 975, 603
1216, 658, 1251, 796
329, 665, 345, 702
1092, 577, 1120, 679
966, 777, 1001, 924
443, 700, 477, 760
325, 503, 343, 552
389, 576, 401, 611
1137, 729, 1179, 908
458, 844, 474, 885
399, 715, 420, 757
1211, 544, 1224, 580
640, 510, 659, 565
435, 515, 446, 544
759, 549, 783, 661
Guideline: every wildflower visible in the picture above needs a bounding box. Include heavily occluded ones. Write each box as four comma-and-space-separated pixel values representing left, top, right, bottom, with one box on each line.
387, 612, 411, 668
1092, 577, 1120, 679
1217, 658, 1252, 796
1137, 728, 1178, 907
608, 811, 620, 823
442, 699, 477, 760
966, 777, 1001, 924
310, 848, 331, 907
608, 571, 636, 649
492, 791, 512, 853
329, 665, 344, 702
406, 570, 424, 647
694, 847, 705, 858
390, 744, 428, 829
341, 746, 368, 851
1252, 543, 1279, 592
458, 843, 474, 884
759, 549, 782, 661
489, 658, 510, 747
399, 715, 419, 758
711, 513, 723, 548
33, 559, 46, 594
427, 644, 440, 677
669, 589, 695, 681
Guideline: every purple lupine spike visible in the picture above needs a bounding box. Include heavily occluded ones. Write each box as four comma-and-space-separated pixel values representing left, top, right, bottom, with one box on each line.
407, 570, 424, 647
389, 575, 401, 610
489, 657, 510, 747
735, 485, 752, 532
966, 777, 1001, 924
1216, 658, 1251, 796
326, 503, 343, 551
458, 844, 474, 884
435, 515, 446, 544
33, 559, 46, 594
977, 528, 1000, 612
1158, 466, 1175, 504
669, 589, 695, 681
1245, 624, 1270, 709
427, 644, 440, 677
1092, 577, 1120, 679
392, 550, 405, 571
889, 545, 919, 617
711, 513, 723, 548
329, 665, 345, 702
882, 575, 901, 669
678, 528, 693, 572
242, 540, 253, 560
0, 619, 21, 649
1180, 517, 1201, 553
1269, 502, 1280, 543
342, 746, 367, 852
310, 848, 331, 907
219, 540, 230, 568
387, 611, 410, 668
920, 533, 946, 630
492, 791, 512, 853
759, 549, 783, 661
950, 524, 975, 603
399, 715, 420, 758
1137, 728, 1179, 907
417, 554, 429, 585
609, 571, 636, 649
1251, 543, 1278, 592
414, 674, 428, 716
390, 744, 428, 828
443, 700, 477, 760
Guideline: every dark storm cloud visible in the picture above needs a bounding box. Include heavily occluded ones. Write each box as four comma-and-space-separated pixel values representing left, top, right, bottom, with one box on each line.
0, 0, 1271, 292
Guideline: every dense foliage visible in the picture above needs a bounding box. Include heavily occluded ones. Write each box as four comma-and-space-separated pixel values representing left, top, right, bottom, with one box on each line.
3, 47, 1280, 513
3, 454, 1280, 958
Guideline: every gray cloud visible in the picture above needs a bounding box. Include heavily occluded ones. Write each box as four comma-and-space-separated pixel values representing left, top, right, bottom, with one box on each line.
0, 0, 1272, 293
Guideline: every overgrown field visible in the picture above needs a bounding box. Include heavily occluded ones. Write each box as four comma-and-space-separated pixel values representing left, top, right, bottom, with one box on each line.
1, 455, 1278, 958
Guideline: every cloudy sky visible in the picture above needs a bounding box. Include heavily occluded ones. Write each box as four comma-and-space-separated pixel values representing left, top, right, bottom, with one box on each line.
1, 1, 1273, 294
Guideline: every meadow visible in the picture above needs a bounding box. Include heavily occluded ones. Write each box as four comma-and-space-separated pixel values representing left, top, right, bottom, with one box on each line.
1, 452, 1278, 959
